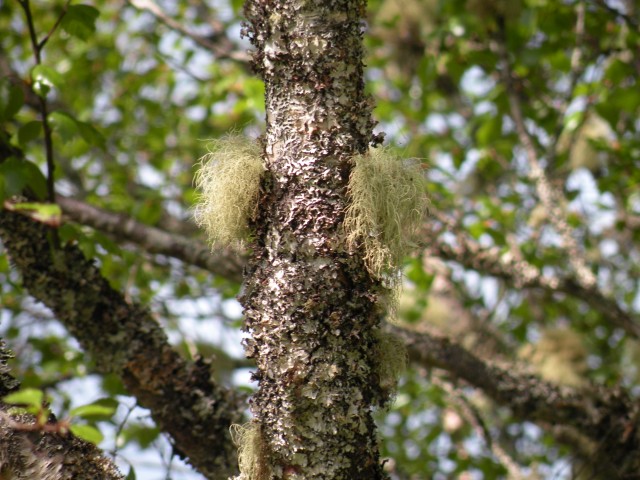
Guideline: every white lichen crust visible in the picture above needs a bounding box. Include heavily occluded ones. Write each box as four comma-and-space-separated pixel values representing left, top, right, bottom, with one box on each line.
193, 135, 264, 246
344, 149, 428, 281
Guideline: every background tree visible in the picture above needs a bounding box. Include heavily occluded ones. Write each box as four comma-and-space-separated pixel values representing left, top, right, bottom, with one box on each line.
1, 0, 640, 479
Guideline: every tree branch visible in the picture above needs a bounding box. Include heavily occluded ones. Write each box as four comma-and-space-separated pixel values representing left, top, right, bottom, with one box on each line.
37, 0, 71, 52
0, 339, 124, 479
17, 0, 58, 206
57, 195, 640, 339
0, 210, 243, 479
389, 323, 640, 476
126, 0, 250, 64
57, 196, 244, 283
0, 407, 125, 480
424, 211, 640, 338
495, 20, 597, 291
434, 375, 526, 480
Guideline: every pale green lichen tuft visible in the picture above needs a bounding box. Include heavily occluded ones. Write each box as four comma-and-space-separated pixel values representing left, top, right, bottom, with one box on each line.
344, 148, 429, 281
230, 421, 269, 480
372, 329, 408, 406
193, 134, 264, 246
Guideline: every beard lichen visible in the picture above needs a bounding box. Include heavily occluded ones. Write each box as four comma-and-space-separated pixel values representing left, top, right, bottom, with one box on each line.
344, 148, 428, 282
372, 328, 408, 407
230, 421, 270, 480
193, 134, 264, 246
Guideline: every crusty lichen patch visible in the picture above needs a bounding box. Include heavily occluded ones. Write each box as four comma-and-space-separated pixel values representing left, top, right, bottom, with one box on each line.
230, 421, 269, 480
193, 134, 264, 246
344, 148, 428, 281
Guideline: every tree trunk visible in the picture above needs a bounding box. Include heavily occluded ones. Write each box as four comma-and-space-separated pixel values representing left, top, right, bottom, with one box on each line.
238, 0, 386, 478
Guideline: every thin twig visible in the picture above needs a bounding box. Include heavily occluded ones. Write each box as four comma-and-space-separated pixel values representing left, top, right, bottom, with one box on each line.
590, 0, 639, 29
126, 0, 250, 64
435, 376, 528, 480
17, 0, 58, 206
111, 401, 136, 458
38, 0, 71, 51
495, 19, 597, 291
546, 1, 586, 167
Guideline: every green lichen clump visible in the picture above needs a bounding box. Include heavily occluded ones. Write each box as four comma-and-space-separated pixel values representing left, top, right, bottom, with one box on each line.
344, 148, 428, 281
193, 135, 264, 246
372, 329, 408, 406
230, 422, 269, 480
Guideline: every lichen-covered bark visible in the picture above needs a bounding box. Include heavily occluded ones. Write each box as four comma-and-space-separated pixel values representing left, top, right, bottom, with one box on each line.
0, 335, 123, 479
393, 324, 640, 476
0, 210, 243, 479
0, 407, 125, 480
239, 1, 386, 478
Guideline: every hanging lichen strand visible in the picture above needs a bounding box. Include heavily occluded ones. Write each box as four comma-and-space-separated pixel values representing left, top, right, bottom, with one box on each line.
194, 134, 264, 247
237, 0, 387, 478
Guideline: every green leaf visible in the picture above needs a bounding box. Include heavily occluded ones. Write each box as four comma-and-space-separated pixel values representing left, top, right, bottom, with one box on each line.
7, 202, 62, 227
61, 5, 100, 41
0, 79, 24, 122
22, 160, 48, 200
0, 157, 29, 198
70, 423, 104, 445
3, 388, 44, 410
119, 424, 160, 449
49, 111, 79, 142
76, 120, 106, 149
31, 65, 63, 97
475, 115, 501, 147
468, 220, 486, 239
18, 121, 43, 146
70, 399, 117, 420
126, 468, 137, 480
49, 112, 104, 149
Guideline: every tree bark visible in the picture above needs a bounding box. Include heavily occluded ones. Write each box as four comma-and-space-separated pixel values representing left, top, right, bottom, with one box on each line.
238, 0, 386, 478
0, 339, 124, 480
0, 209, 243, 479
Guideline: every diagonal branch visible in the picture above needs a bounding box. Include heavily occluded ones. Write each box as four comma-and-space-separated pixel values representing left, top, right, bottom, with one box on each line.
57, 196, 244, 283
0, 209, 243, 479
389, 323, 640, 476
57, 194, 640, 339
126, 0, 250, 63
0, 407, 125, 480
496, 22, 597, 291
0, 339, 123, 479
423, 212, 640, 338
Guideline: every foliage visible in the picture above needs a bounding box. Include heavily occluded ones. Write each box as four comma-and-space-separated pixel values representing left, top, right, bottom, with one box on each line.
0, 0, 639, 479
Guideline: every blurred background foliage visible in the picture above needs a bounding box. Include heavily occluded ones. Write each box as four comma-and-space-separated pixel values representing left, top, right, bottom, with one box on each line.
0, 0, 639, 478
